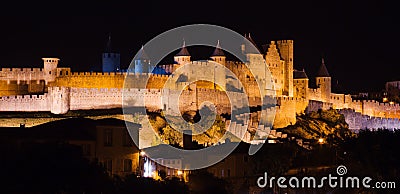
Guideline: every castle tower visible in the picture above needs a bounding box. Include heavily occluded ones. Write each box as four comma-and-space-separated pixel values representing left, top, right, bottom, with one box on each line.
174, 41, 191, 66
42, 58, 60, 84
293, 69, 309, 99
241, 33, 260, 56
241, 34, 267, 91
264, 41, 285, 96
276, 40, 294, 97
316, 58, 331, 102
49, 86, 70, 114
212, 61, 227, 91
133, 46, 151, 73
102, 35, 121, 72
210, 40, 226, 66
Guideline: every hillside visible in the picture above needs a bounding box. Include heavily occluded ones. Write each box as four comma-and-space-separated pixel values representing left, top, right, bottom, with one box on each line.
279, 108, 355, 143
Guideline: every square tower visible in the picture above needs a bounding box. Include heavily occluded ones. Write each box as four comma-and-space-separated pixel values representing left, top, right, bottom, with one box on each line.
276, 40, 294, 97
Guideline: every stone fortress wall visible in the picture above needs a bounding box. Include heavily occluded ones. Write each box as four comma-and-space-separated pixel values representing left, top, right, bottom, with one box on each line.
1, 40, 400, 131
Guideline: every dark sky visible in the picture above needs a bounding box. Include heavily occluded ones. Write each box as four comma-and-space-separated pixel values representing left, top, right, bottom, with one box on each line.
0, 0, 398, 93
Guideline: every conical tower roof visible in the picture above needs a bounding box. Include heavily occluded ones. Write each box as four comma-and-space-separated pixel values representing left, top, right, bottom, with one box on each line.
175, 41, 190, 56
242, 33, 261, 54
105, 33, 113, 53
211, 40, 225, 57
136, 46, 149, 60
316, 58, 330, 77
294, 68, 308, 79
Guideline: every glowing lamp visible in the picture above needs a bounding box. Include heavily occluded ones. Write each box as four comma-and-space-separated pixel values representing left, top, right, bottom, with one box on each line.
177, 170, 183, 175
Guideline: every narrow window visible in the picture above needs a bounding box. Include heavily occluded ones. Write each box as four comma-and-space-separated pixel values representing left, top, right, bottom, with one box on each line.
104, 129, 113, 146
123, 159, 132, 172
122, 130, 132, 146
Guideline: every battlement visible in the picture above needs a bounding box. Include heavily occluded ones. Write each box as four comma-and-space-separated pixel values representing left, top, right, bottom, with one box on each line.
0, 67, 49, 85
226, 61, 248, 69
277, 96, 307, 101
0, 67, 44, 72
226, 61, 243, 65
276, 40, 294, 44
69, 71, 125, 76
196, 87, 225, 93
363, 99, 377, 103
149, 73, 170, 78
48, 86, 69, 91
62, 71, 169, 77
69, 87, 167, 95
0, 94, 48, 101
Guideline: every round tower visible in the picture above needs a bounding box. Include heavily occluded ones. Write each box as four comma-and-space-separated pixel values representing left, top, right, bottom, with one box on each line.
102, 35, 121, 72
315, 58, 331, 102
42, 58, 60, 83
241, 34, 265, 83
133, 46, 151, 73
174, 41, 191, 66
49, 86, 70, 114
210, 40, 226, 66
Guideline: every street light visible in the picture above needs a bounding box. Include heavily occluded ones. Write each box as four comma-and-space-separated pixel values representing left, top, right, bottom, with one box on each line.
318, 138, 325, 144
177, 170, 183, 176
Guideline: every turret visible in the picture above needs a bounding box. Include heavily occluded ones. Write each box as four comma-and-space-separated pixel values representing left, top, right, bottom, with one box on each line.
49, 86, 70, 114
174, 41, 191, 66
210, 40, 226, 66
241, 33, 260, 56
133, 46, 151, 73
293, 69, 309, 99
42, 57, 60, 83
241, 34, 265, 84
316, 58, 331, 102
276, 40, 294, 97
102, 35, 121, 72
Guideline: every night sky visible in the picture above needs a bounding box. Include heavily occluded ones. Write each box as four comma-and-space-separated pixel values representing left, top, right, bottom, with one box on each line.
0, 1, 398, 93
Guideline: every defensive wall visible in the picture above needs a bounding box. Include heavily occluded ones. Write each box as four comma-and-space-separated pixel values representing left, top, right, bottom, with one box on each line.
339, 109, 400, 132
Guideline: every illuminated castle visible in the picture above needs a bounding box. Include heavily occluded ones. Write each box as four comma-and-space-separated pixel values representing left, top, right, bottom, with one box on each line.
1, 35, 400, 131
